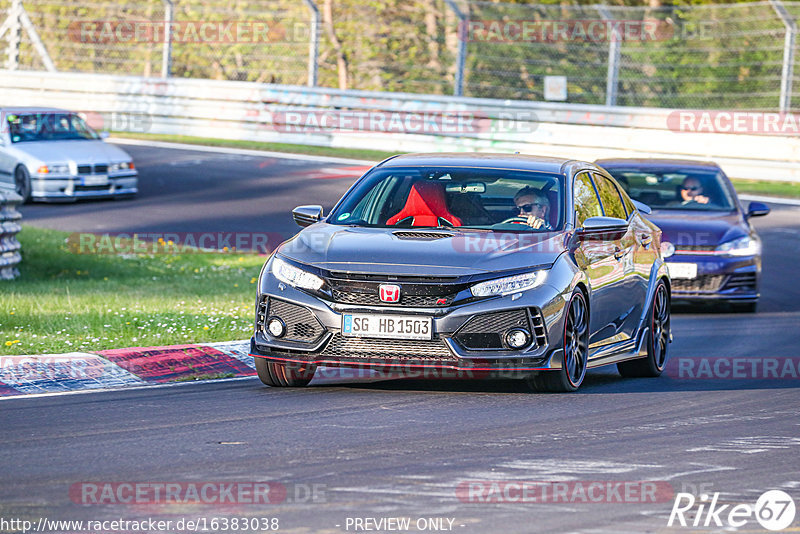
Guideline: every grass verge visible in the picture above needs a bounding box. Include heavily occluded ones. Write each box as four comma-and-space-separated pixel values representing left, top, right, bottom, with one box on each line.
113, 132, 800, 200
730, 179, 800, 200
0, 226, 263, 355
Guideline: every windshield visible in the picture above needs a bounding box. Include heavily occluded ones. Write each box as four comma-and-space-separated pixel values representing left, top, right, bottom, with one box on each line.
329, 166, 565, 231
6, 112, 100, 143
602, 168, 735, 212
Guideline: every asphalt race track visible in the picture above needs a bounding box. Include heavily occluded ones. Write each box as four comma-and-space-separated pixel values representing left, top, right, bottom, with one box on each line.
4, 143, 800, 533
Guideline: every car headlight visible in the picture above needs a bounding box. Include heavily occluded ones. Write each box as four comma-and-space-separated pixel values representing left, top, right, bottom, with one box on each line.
716, 236, 760, 257
110, 162, 134, 172
271, 257, 324, 290
36, 164, 70, 174
470, 270, 547, 298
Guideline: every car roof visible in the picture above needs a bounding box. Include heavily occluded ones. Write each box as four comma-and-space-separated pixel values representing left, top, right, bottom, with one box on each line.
0, 106, 71, 114
595, 158, 721, 171
378, 153, 587, 175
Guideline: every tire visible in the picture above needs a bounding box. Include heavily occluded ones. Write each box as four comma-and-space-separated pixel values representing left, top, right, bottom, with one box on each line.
14, 166, 32, 203
254, 357, 315, 387
618, 279, 670, 378
527, 290, 589, 393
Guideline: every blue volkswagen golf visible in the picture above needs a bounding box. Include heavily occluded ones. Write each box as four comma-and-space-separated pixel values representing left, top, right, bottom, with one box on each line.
596, 159, 769, 312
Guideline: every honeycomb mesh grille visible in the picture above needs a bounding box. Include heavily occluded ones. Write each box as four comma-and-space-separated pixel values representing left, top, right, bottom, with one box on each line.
455, 308, 544, 351
392, 231, 454, 240
261, 297, 325, 343
320, 334, 456, 361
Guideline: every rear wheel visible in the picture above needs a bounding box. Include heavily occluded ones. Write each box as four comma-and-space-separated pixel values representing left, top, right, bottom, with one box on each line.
618, 280, 670, 377
14, 166, 31, 203
528, 290, 588, 392
255, 357, 316, 387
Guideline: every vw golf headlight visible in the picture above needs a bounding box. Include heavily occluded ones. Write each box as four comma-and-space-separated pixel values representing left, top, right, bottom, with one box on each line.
271, 257, 324, 290
470, 270, 547, 298
716, 236, 760, 257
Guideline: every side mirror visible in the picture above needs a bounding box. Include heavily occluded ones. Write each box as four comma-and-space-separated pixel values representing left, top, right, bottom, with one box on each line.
631, 199, 651, 214
292, 205, 323, 227
746, 201, 770, 219
576, 216, 628, 240
99, 131, 110, 140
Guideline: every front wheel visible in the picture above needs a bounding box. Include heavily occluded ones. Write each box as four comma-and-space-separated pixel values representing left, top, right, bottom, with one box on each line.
255, 357, 315, 387
618, 279, 670, 378
14, 166, 32, 203
527, 290, 589, 392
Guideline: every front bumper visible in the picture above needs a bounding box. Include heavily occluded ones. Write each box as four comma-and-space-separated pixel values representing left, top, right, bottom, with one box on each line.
667, 253, 760, 303
250, 279, 569, 376
31, 174, 138, 201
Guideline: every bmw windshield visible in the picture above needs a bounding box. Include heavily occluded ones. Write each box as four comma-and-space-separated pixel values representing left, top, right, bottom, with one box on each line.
329, 166, 565, 231
603, 168, 736, 212
6, 112, 100, 143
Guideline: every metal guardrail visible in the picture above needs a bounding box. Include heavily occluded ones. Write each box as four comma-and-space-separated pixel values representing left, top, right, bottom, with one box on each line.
0, 190, 22, 280
0, 70, 798, 182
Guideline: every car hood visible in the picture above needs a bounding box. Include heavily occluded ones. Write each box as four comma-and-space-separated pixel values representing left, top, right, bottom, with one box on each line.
12, 140, 132, 164
646, 209, 747, 248
277, 224, 566, 276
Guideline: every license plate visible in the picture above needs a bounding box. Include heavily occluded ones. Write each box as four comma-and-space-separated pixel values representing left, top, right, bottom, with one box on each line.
82, 175, 108, 186
669, 262, 698, 279
342, 313, 432, 340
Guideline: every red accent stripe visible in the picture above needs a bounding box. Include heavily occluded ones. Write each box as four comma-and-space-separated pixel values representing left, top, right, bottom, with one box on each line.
250, 353, 549, 372
99, 345, 256, 383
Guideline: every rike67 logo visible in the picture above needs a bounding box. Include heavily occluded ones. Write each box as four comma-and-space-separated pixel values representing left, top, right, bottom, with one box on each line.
668, 490, 796, 531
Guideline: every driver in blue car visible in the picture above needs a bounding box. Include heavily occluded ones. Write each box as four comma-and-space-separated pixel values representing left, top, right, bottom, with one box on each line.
679, 176, 710, 205
513, 186, 553, 230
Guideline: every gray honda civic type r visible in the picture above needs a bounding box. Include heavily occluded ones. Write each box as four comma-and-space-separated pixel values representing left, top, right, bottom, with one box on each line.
250, 154, 671, 392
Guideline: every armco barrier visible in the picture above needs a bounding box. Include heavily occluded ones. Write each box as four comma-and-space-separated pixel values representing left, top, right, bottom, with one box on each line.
0, 190, 22, 280
0, 70, 797, 182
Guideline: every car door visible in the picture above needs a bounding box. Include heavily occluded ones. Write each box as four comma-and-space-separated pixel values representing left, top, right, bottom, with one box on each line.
593, 172, 643, 340
572, 171, 626, 347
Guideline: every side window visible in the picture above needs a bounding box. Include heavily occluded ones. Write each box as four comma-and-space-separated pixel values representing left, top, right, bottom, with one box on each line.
574, 173, 603, 227
593, 174, 628, 220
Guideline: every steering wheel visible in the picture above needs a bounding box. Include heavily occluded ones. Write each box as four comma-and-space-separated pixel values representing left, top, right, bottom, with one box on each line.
501, 216, 531, 225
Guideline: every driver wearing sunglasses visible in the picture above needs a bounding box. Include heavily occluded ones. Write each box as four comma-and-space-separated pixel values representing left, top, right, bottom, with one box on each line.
680, 177, 710, 205
513, 186, 552, 230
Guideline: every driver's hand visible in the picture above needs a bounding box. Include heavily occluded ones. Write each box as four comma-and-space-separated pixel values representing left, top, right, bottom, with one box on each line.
695, 195, 710, 204
526, 215, 545, 229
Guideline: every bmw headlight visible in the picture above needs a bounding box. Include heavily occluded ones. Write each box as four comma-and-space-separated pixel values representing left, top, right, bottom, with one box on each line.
470, 270, 547, 298
271, 257, 324, 290
110, 162, 134, 172
716, 236, 760, 257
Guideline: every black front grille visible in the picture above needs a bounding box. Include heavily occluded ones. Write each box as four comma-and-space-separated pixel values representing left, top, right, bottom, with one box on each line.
673, 244, 717, 253
723, 273, 757, 291
671, 275, 726, 293
454, 308, 544, 351
258, 297, 325, 343
320, 333, 456, 361
331, 289, 455, 307
74, 185, 111, 192
76, 164, 109, 175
